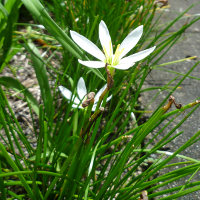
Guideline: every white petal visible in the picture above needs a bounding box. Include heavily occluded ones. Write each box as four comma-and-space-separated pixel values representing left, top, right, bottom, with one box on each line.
70, 30, 105, 61
94, 84, 107, 104
59, 86, 72, 100
78, 59, 105, 68
99, 20, 113, 58
92, 94, 112, 111
59, 86, 80, 104
72, 96, 81, 105
106, 95, 112, 102
77, 77, 87, 100
119, 25, 143, 59
71, 103, 79, 108
37, 25, 45, 29
164, 151, 173, 156
92, 104, 97, 112
114, 62, 135, 70
119, 46, 156, 64
131, 112, 136, 122
71, 103, 83, 109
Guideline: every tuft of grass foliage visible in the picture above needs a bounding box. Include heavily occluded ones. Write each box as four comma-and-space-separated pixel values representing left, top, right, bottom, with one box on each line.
0, 0, 200, 199
0, 0, 21, 71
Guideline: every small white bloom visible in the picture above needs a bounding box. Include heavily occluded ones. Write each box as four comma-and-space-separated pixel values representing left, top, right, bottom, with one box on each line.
36, 24, 45, 29
59, 77, 112, 111
131, 112, 136, 122
70, 20, 156, 70
164, 151, 173, 156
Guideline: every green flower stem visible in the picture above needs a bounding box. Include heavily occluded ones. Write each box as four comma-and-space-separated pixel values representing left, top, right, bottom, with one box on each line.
81, 108, 104, 141
80, 101, 95, 138
95, 63, 113, 111
96, 87, 109, 110
80, 63, 113, 140
87, 108, 104, 136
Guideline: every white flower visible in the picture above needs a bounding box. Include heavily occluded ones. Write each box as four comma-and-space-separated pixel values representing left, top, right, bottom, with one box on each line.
70, 20, 156, 70
59, 77, 112, 111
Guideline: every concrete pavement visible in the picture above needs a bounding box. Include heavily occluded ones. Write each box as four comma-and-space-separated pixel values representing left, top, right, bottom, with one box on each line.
143, 0, 200, 199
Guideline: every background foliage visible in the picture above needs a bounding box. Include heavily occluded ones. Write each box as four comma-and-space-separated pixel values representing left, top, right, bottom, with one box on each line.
0, 0, 200, 199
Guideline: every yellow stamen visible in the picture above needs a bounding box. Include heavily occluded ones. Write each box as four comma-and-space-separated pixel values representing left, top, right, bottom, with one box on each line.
103, 40, 113, 64
112, 44, 124, 66
103, 46, 109, 61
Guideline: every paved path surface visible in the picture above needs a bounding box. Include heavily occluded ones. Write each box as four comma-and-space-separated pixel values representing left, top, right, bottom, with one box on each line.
143, 0, 200, 199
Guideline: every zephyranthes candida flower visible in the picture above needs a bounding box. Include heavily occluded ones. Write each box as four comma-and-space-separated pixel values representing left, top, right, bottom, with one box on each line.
70, 20, 156, 72
59, 77, 112, 111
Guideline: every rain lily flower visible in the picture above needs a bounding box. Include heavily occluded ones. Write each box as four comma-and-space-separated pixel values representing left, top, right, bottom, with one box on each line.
59, 77, 112, 111
70, 20, 156, 73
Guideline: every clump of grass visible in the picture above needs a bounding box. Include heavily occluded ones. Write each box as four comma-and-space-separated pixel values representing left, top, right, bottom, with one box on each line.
0, 0, 200, 199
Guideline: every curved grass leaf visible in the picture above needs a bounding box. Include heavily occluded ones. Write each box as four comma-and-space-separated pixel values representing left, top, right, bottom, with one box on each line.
0, 76, 39, 115
25, 42, 53, 118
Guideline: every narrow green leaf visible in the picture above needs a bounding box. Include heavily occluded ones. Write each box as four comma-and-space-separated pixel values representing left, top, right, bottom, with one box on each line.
0, 76, 39, 115
25, 42, 53, 118
0, 0, 21, 70
0, 142, 35, 199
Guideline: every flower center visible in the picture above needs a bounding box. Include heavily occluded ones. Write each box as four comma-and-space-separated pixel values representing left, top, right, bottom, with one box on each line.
103, 40, 113, 65
112, 44, 124, 66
